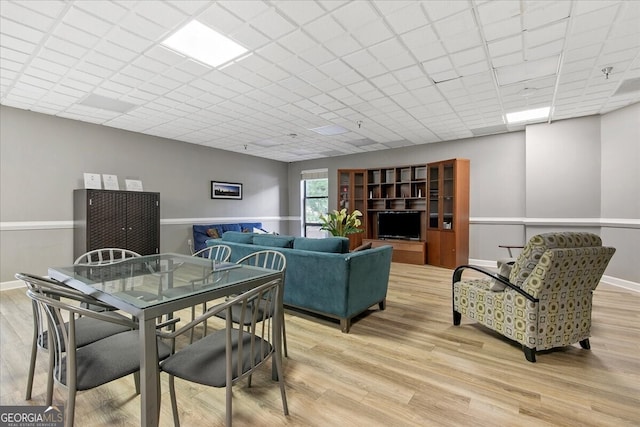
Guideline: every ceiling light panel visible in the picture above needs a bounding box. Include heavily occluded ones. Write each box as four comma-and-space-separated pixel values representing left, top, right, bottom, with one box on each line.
162, 20, 248, 68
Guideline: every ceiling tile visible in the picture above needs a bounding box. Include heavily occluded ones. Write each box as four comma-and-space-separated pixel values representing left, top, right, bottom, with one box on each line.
434, 10, 476, 38
249, 8, 296, 39
197, 4, 244, 35
522, 1, 571, 30
323, 34, 362, 57
332, 1, 379, 30
570, 4, 620, 34
351, 19, 394, 47
217, 0, 270, 21
1, 17, 46, 44
476, 1, 521, 26
304, 14, 345, 43
279, 29, 316, 54
133, 0, 185, 29
482, 16, 522, 42
384, 2, 427, 34
423, 0, 470, 22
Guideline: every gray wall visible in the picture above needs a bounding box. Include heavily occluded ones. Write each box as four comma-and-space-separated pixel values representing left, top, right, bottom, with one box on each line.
525, 116, 601, 218
0, 106, 289, 282
288, 104, 639, 285
600, 102, 640, 283
1, 102, 638, 286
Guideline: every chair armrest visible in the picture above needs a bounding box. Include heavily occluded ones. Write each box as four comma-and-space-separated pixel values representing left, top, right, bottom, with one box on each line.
27, 289, 139, 329
452, 265, 539, 303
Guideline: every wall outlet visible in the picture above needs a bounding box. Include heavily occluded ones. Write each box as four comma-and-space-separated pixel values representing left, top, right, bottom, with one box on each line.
187, 239, 192, 246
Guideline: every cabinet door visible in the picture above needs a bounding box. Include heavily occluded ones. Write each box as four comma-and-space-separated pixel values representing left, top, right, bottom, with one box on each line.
87, 190, 127, 250
440, 232, 457, 268
337, 169, 365, 250
125, 192, 160, 255
428, 164, 440, 228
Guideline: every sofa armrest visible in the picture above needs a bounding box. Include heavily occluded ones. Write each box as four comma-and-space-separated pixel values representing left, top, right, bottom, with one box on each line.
344, 246, 393, 315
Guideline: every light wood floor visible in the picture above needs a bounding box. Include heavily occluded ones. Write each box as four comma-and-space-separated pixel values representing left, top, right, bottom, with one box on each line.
1, 263, 639, 426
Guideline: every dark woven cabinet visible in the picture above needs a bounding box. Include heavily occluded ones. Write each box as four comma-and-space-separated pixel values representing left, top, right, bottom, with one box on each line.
73, 189, 160, 260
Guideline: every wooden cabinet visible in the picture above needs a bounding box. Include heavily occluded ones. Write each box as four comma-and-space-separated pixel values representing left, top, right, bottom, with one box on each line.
363, 238, 426, 265
337, 169, 366, 250
426, 159, 470, 269
73, 189, 160, 260
363, 164, 428, 265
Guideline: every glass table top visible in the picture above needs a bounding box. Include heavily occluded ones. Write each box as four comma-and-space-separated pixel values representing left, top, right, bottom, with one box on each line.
49, 253, 279, 309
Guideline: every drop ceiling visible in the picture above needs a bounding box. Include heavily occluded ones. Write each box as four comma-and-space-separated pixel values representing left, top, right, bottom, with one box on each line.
1, 0, 639, 162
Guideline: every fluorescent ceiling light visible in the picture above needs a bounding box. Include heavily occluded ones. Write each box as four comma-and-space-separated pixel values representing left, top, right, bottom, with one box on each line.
505, 107, 550, 124
161, 20, 247, 68
309, 124, 349, 136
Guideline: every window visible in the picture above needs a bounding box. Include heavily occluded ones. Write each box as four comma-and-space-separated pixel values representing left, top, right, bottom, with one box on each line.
301, 170, 328, 237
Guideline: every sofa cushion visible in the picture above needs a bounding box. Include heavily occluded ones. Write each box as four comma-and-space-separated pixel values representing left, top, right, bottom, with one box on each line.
293, 237, 344, 253
253, 234, 294, 248
222, 231, 254, 244
221, 224, 242, 232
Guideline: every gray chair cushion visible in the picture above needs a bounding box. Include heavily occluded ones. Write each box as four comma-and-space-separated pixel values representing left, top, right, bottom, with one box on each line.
56, 330, 171, 390
161, 329, 271, 388
42, 311, 132, 351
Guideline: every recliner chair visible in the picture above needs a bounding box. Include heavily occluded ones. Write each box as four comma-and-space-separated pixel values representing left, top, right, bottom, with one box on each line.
452, 232, 615, 362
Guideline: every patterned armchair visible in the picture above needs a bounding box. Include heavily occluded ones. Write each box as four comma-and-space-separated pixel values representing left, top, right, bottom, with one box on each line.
452, 232, 615, 362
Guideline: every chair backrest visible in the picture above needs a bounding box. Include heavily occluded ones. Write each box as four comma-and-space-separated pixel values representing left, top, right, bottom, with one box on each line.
509, 232, 604, 288
215, 278, 283, 385
24, 278, 136, 385
74, 248, 141, 265
19, 272, 134, 351
193, 245, 232, 262
236, 250, 286, 272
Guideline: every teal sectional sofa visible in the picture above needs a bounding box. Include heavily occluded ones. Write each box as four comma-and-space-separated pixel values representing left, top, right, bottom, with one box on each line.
206, 231, 393, 332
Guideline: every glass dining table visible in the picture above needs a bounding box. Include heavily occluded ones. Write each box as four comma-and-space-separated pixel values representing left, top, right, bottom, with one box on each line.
48, 252, 283, 427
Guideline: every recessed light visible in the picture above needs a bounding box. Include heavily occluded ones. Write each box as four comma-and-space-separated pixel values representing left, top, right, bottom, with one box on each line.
505, 106, 550, 124
161, 20, 248, 68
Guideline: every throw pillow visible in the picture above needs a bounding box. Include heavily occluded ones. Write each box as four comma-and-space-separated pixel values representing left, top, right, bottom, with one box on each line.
490, 262, 513, 292
206, 228, 220, 239
352, 242, 372, 252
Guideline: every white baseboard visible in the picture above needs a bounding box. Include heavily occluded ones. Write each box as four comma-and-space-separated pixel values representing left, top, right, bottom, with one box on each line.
1, 279, 23, 291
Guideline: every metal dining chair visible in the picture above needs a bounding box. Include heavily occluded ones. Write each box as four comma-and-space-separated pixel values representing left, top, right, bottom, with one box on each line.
161, 245, 232, 342
74, 248, 143, 311
17, 273, 134, 405
24, 275, 172, 427
212, 250, 289, 357
158, 277, 288, 426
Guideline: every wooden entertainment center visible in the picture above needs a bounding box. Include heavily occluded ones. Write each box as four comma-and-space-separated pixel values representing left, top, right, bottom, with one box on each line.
338, 159, 469, 269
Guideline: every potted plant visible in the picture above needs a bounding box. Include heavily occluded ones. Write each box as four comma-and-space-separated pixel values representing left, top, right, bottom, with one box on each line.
319, 208, 363, 237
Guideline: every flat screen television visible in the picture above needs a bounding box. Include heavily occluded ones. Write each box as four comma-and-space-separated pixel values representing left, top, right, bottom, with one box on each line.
377, 211, 421, 240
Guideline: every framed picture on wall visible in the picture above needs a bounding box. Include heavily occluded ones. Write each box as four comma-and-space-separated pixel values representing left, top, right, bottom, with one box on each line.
211, 181, 242, 200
